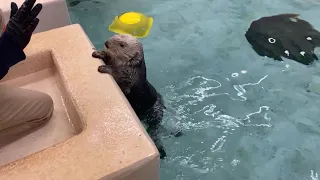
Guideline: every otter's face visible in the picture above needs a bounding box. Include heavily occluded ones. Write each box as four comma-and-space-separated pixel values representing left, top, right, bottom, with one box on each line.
104, 34, 144, 66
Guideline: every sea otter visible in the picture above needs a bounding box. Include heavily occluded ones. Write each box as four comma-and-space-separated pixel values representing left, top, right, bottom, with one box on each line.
92, 34, 181, 159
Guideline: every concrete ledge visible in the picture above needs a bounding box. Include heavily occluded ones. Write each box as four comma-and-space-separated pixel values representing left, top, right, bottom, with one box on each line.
0, 24, 160, 180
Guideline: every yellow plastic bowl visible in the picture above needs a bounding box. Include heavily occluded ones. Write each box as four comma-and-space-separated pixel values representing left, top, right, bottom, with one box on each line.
109, 12, 153, 38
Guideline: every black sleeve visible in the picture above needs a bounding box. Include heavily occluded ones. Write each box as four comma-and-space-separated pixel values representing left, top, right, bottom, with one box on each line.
0, 32, 26, 80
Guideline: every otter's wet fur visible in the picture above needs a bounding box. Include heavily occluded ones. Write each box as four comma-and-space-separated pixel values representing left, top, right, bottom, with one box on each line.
92, 34, 180, 159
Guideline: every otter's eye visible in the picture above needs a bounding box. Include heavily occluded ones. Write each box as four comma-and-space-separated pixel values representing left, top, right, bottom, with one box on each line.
120, 44, 125, 48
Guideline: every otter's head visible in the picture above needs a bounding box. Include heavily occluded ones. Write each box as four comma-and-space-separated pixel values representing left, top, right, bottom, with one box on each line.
104, 34, 144, 67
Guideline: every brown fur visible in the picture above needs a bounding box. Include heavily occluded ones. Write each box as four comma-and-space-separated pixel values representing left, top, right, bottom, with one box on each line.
92, 34, 179, 159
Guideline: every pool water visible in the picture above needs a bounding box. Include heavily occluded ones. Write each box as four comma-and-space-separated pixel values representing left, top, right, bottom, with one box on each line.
67, 0, 320, 179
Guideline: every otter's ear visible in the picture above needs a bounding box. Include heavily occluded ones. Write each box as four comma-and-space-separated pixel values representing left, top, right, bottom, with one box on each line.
129, 52, 142, 67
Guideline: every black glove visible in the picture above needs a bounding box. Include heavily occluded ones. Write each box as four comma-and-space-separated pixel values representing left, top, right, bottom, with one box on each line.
5, 0, 42, 50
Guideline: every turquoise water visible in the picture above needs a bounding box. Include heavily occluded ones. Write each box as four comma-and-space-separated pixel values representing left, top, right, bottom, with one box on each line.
67, 0, 320, 179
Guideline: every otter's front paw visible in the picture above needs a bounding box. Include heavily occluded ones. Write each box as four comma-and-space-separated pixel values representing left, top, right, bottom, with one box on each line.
98, 65, 112, 74
158, 147, 167, 159
92, 50, 105, 59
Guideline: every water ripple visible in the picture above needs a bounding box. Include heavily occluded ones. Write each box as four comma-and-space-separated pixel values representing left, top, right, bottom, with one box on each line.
162, 74, 273, 175
166, 75, 269, 104
165, 75, 272, 131
233, 75, 269, 101
311, 170, 319, 180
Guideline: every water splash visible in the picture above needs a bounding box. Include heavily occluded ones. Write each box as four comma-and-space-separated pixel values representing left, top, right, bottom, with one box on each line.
231, 159, 240, 167
311, 170, 319, 180
211, 135, 227, 152
162, 74, 272, 176
166, 75, 269, 106
164, 74, 272, 130
233, 75, 269, 101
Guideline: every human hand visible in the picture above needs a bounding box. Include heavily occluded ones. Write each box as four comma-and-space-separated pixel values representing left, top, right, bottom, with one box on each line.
5, 0, 42, 49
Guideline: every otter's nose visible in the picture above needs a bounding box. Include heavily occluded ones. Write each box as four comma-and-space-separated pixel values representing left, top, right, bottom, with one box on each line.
104, 41, 109, 48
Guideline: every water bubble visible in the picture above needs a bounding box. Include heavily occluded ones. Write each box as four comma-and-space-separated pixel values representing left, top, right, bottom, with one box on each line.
231, 73, 239, 77
231, 159, 240, 167
240, 70, 247, 74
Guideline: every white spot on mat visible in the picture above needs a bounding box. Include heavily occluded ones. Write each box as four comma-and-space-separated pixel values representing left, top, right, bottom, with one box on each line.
284, 50, 289, 56
300, 51, 306, 56
307, 37, 312, 41
268, 38, 276, 44
289, 17, 298, 22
